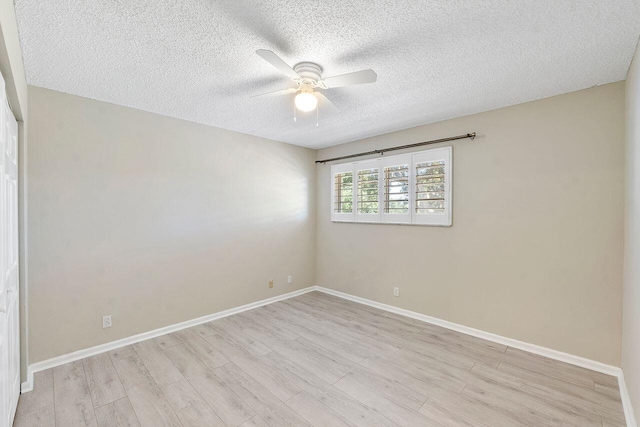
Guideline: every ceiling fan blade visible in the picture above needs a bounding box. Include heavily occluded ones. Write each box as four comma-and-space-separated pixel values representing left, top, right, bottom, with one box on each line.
316, 92, 340, 114
322, 69, 377, 88
256, 50, 300, 79
215, 2, 292, 58
251, 87, 298, 98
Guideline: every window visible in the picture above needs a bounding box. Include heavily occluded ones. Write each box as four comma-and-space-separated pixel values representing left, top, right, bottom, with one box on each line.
355, 161, 380, 222
382, 154, 411, 224
412, 148, 451, 225
384, 165, 409, 214
330, 146, 452, 226
415, 160, 445, 214
334, 172, 353, 213
332, 163, 354, 221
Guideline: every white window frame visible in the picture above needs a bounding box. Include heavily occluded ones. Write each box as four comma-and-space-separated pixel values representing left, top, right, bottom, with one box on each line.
412, 147, 452, 226
354, 158, 382, 223
381, 154, 412, 224
330, 146, 452, 226
331, 162, 355, 222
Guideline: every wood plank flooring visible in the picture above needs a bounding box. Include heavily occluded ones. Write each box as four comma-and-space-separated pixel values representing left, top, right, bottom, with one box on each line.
13, 291, 626, 426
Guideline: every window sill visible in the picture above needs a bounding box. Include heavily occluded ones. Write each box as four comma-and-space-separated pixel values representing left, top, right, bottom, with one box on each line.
331, 220, 451, 227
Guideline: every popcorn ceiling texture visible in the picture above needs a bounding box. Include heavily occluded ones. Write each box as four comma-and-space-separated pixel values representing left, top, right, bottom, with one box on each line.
14, 0, 640, 149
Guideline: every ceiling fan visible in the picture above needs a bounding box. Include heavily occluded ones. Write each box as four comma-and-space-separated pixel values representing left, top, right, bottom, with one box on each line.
252, 49, 378, 116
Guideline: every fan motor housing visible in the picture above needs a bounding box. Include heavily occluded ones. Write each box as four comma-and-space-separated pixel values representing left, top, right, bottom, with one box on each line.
294, 62, 323, 84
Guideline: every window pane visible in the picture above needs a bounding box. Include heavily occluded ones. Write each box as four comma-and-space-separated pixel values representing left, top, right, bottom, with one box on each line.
384, 164, 409, 214
415, 160, 445, 214
357, 168, 378, 214
334, 172, 353, 213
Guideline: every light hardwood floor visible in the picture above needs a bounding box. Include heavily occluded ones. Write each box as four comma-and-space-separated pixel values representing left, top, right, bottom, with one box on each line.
13, 291, 626, 427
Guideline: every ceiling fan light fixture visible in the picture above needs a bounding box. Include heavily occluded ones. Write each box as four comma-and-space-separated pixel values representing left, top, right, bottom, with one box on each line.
254, 50, 377, 117
294, 91, 318, 112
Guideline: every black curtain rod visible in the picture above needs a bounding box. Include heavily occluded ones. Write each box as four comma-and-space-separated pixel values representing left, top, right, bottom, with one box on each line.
315, 132, 476, 164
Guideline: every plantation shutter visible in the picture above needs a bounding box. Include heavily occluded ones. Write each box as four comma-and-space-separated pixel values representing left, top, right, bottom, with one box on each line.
411, 146, 452, 225
331, 162, 355, 221
330, 146, 452, 226
354, 159, 381, 222
381, 154, 411, 224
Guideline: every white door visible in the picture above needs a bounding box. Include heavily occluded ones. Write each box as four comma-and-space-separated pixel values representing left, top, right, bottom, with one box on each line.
0, 70, 20, 427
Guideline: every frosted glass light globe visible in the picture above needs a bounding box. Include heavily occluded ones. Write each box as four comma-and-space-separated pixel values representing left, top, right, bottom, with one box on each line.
295, 92, 318, 112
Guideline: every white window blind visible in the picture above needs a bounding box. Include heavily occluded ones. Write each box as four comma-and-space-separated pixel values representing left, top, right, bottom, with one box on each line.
330, 146, 452, 226
355, 160, 380, 222
382, 154, 411, 224
412, 148, 451, 225
415, 160, 446, 214
331, 163, 355, 221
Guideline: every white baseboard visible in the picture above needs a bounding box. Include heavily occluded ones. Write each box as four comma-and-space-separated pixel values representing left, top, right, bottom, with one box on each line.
619, 370, 638, 427
314, 286, 637, 427
20, 284, 637, 427
20, 286, 316, 394
315, 286, 619, 375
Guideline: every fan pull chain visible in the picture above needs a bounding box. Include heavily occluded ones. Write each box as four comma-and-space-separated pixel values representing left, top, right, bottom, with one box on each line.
293, 104, 297, 122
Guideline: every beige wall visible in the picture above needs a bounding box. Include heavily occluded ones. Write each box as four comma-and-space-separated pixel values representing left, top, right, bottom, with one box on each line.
27, 86, 316, 363
623, 41, 640, 418
24, 79, 629, 369
316, 82, 625, 365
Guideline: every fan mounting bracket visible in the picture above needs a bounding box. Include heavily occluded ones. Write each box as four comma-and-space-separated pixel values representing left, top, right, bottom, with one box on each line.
293, 62, 326, 88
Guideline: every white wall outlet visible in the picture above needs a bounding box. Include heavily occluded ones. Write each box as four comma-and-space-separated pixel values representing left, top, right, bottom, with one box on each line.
287, 275, 292, 284
102, 315, 112, 328
393, 287, 400, 297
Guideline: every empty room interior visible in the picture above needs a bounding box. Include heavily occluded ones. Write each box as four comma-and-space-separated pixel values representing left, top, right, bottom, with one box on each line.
1, 1, 640, 426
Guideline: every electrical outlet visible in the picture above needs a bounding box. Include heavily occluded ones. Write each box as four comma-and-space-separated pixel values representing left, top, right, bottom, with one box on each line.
393, 287, 400, 297
269, 280, 274, 289
287, 275, 292, 284
102, 315, 112, 328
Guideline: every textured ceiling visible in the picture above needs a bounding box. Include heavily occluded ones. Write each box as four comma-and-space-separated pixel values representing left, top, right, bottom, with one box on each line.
14, 1, 640, 149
